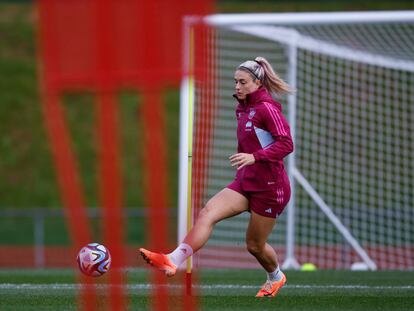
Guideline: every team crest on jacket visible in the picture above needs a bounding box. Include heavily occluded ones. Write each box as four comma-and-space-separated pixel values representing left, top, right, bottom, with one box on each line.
248, 108, 256, 119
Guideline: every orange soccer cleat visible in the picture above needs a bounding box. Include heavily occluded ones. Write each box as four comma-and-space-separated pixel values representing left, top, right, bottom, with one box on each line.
255, 272, 287, 297
139, 248, 177, 277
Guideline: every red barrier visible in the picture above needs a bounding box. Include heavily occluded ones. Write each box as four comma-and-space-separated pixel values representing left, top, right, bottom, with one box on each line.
36, 0, 213, 310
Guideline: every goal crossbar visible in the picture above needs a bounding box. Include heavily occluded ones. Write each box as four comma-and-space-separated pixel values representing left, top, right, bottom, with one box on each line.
232, 25, 414, 73
205, 11, 414, 26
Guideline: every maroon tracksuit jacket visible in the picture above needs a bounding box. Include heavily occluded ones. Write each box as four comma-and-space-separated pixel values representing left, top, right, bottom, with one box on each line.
233, 87, 294, 194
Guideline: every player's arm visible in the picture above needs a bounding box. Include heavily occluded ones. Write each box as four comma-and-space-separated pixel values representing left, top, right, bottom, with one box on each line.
229, 152, 255, 169
253, 103, 293, 162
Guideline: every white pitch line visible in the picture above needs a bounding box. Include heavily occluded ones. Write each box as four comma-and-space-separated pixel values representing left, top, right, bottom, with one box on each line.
0, 284, 413, 290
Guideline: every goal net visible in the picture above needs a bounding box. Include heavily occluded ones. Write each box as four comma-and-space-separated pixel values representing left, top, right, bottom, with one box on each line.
179, 11, 414, 270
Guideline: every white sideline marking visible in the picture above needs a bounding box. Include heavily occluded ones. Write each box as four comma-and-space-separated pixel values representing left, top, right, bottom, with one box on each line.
0, 283, 413, 290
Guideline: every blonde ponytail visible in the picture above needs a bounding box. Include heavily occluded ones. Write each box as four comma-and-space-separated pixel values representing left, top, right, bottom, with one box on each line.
254, 56, 294, 96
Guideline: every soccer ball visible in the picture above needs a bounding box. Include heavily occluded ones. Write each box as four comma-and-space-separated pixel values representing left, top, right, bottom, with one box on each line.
76, 243, 111, 277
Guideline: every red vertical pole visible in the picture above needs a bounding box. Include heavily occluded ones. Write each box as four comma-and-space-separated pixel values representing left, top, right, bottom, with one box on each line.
37, 0, 93, 254
95, 92, 125, 311
40, 92, 97, 311
141, 89, 169, 311
138, 1, 170, 310
95, 0, 126, 310
37, 1, 97, 310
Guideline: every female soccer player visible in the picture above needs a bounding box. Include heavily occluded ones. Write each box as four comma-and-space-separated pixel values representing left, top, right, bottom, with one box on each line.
140, 56, 293, 297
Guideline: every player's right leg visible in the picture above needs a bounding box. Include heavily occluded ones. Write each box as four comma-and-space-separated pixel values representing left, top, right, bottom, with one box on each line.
139, 248, 177, 277
139, 188, 248, 276
183, 188, 248, 252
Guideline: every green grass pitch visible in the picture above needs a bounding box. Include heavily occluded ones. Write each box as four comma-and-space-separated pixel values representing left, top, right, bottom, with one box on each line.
0, 269, 413, 310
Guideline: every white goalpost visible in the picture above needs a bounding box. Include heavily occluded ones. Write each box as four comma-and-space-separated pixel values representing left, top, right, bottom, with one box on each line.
179, 11, 414, 270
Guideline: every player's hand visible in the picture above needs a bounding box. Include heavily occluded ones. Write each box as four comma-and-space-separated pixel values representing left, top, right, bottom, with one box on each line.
229, 153, 255, 170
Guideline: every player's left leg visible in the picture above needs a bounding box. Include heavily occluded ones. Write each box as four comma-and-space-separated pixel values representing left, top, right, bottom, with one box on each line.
246, 210, 277, 272
246, 211, 286, 297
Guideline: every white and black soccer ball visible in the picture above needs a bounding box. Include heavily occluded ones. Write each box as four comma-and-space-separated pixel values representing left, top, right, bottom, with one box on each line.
77, 243, 111, 277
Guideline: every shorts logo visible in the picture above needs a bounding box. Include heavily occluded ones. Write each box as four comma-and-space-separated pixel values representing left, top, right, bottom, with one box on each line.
265, 208, 272, 214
